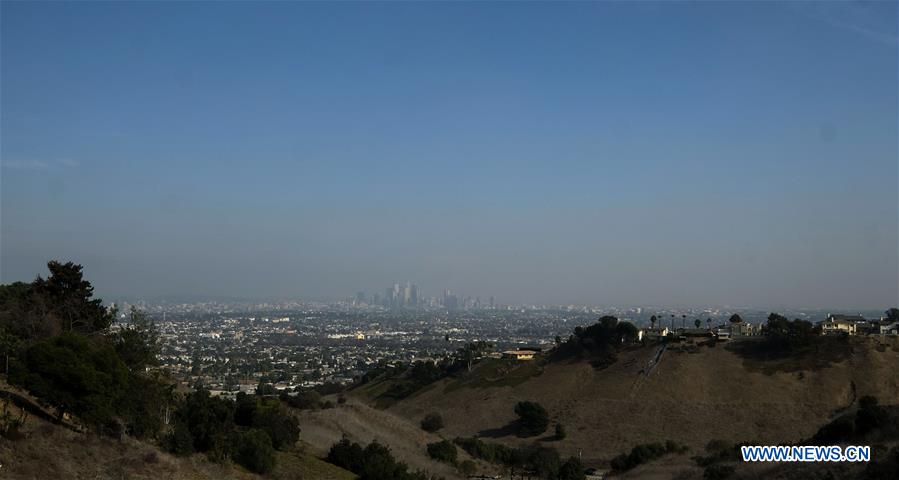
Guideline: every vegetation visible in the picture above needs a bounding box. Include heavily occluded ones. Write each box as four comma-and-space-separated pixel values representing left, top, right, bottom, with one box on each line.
610, 441, 689, 472
515, 400, 550, 437
554, 423, 566, 440
167, 388, 299, 472
811, 395, 897, 443
3, 262, 170, 438
453, 436, 583, 480
426, 439, 457, 463
420, 412, 444, 432
233, 428, 276, 474
761, 313, 820, 351
553, 315, 640, 368
326, 437, 434, 480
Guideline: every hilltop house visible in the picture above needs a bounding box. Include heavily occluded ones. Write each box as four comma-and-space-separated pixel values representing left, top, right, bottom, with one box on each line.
729, 321, 757, 337
880, 321, 899, 336
820, 314, 863, 336
502, 350, 536, 361
642, 327, 669, 341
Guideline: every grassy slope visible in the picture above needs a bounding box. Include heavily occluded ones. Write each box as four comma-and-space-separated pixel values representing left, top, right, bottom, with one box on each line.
293, 399, 495, 480
378, 337, 899, 468
0, 413, 356, 480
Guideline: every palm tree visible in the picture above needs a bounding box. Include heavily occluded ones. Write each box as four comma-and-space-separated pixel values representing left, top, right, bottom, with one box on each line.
650, 315, 657, 330
694, 319, 701, 329
681, 314, 686, 329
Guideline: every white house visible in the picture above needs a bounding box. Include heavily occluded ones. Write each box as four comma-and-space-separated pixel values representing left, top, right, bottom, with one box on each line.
880, 322, 899, 336
820, 314, 862, 335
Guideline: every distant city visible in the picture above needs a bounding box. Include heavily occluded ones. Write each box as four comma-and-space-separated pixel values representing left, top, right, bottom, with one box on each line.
354, 281, 494, 310
105, 293, 887, 398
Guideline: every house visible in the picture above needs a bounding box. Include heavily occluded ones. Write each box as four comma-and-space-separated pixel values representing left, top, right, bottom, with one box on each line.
880, 322, 899, 336
729, 322, 757, 337
502, 350, 536, 361
820, 314, 862, 335
643, 327, 669, 341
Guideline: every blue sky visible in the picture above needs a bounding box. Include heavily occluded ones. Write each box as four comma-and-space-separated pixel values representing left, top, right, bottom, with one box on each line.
1, 1, 897, 308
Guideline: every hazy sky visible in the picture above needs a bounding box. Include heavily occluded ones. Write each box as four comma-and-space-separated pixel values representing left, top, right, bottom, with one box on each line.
1, 1, 897, 309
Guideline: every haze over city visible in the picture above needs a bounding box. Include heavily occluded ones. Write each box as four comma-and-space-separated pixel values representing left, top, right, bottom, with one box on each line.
2, 1, 897, 309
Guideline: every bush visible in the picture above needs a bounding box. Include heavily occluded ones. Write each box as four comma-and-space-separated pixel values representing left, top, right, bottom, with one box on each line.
10, 332, 129, 429
559, 456, 585, 480
813, 414, 855, 443
856, 395, 889, 435
234, 429, 276, 474
554, 423, 567, 440
514, 401, 549, 437
458, 459, 477, 476
611, 441, 685, 472
703, 464, 735, 480
327, 437, 426, 480
167, 421, 195, 456
420, 412, 444, 432
426, 439, 457, 463
453, 437, 514, 465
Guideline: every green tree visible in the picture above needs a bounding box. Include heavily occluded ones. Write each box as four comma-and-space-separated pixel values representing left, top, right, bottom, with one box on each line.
420, 412, 444, 432
728, 314, 743, 323
9, 332, 128, 428
426, 439, 457, 463
176, 389, 235, 460
31, 261, 114, 334
559, 456, 585, 480
514, 401, 549, 437
554, 423, 567, 440
694, 319, 702, 329
114, 307, 159, 372
234, 429, 276, 474
252, 406, 300, 450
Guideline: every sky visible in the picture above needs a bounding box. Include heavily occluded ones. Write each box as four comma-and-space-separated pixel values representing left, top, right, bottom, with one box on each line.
1, 1, 897, 309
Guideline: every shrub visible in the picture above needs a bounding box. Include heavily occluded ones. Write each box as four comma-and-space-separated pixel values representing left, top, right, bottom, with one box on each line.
559, 456, 585, 480
420, 412, 444, 432
426, 439, 457, 463
234, 429, 276, 474
458, 459, 477, 476
703, 464, 735, 480
514, 401, 549, 437
554, 423, 567, 440
611, 441, 684, 472
10, 332, 129, 429
167, 421, 195, 456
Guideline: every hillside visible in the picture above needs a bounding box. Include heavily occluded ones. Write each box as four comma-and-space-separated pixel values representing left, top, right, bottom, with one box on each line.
366, 336, 899, 469
0, 397, 356, 480
294, 398, 494, 480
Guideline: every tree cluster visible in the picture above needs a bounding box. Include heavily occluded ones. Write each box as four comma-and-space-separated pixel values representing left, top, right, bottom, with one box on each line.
420, 412, 444, 432
610, 441, 689, 472
326, 437, 435, 480
453, 436, 584, 480
167, 389, 299, 473
812, 395, 897, 444
515, 400, 550, 437
2, 262, 168, 438
762, 313, 820, 351
554, 316, 640, 368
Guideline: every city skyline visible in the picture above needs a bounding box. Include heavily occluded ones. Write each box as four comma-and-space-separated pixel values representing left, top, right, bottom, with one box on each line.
2, 2, 897, 309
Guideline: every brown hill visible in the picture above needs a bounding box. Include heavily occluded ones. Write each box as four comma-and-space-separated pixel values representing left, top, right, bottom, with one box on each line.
294, 398, 494, 480
369, 336, 899, 469
0, 400, 355, 480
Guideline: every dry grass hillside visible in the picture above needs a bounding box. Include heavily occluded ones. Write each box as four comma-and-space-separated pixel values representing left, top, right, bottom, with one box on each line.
294, 399, 496, 480
373, 336, 899, 468
0, 407, 355, 480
